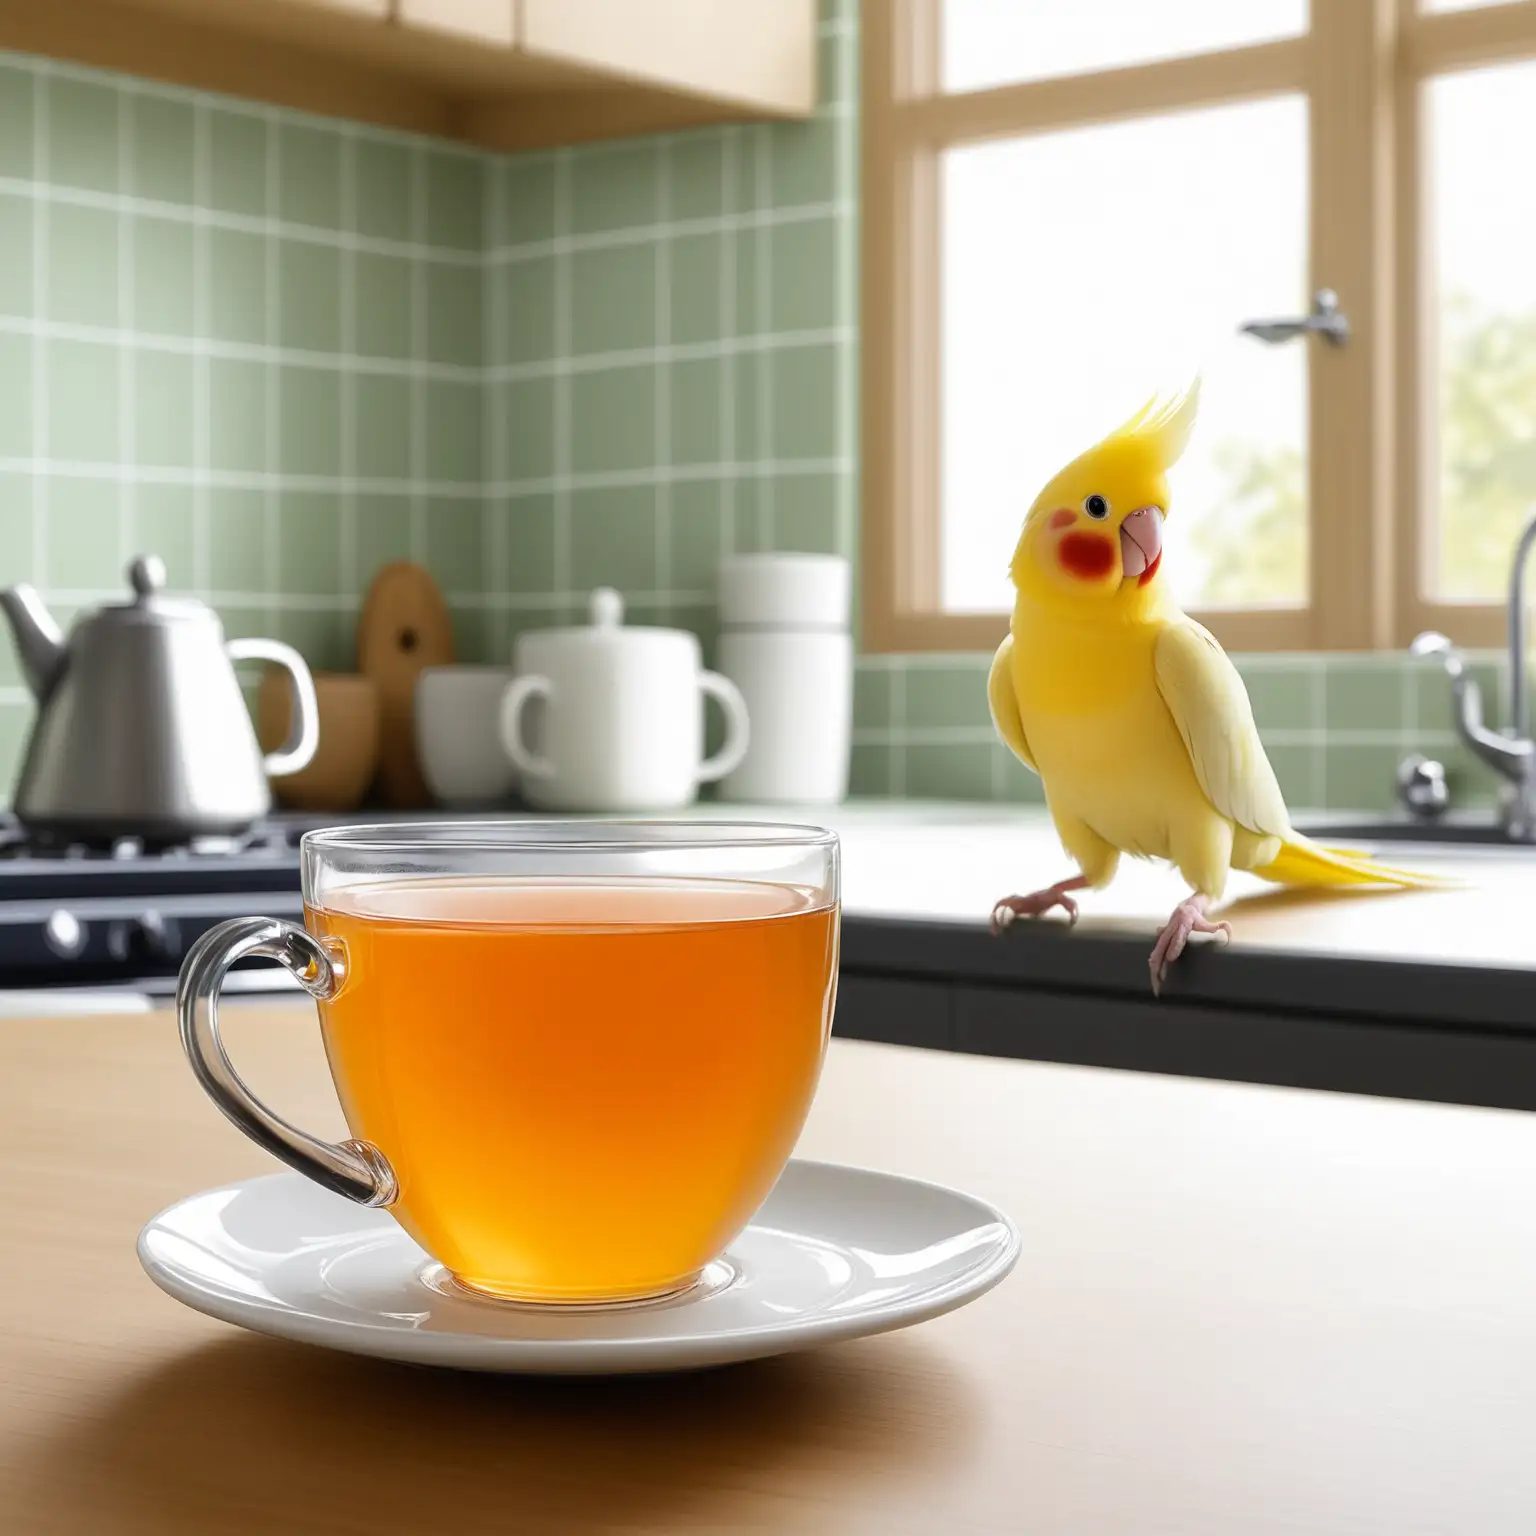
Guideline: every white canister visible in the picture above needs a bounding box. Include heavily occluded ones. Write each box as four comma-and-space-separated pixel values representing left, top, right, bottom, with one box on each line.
716, 554, 853, 806
717, 629, 853, 804
718, 553, 852, 630
500, 588, 750, 812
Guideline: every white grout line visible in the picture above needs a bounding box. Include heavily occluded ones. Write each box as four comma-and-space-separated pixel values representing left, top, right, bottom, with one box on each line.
0, 459, 483, 494
486, 326, 854, 385
1274, 727, 1459, 747
0, 176, 483, 266
832, 13, 857, 569
339, 126, 359, 606
0, 314, 480, 383
852, 726, 1467, 749
4, 586, 717, 614
409, 143, 427, 565
1311, 658, 1328, 810
654, 139, 672, 624
483, 156, 504, 656
191, 99, 209, 590
488, 458, 855, 498
857, 651, 990, 671
29, 74, 47, 589
719, 128, 738, 561
485, 199, 855, 265
755, 130, 774, 550
552, 148, 573, 605
24, 297, 476, 387
443, 588, 716, 613
116, 87, 133, 570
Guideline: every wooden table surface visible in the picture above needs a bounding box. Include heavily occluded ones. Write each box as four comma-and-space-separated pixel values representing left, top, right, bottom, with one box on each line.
6, 1004, 1536, 1534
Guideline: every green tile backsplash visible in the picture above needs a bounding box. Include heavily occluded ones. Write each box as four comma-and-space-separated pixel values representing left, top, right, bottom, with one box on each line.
848, 650, 1508, 815
484, 0, 858, 670
0, 50, 491, 792
0, 5, 1511, 816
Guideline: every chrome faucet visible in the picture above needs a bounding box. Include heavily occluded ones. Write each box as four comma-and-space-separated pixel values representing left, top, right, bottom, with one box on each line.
1507, 511, 1536, 745
1411, 506, 1536, 841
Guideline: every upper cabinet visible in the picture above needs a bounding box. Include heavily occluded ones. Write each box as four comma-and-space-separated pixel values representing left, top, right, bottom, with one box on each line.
0, 0, 817, 151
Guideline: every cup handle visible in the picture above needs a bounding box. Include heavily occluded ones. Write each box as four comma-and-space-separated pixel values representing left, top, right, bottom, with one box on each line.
500, 675, 555, 778
698, 671, 751, 783
177, 917, 397, 1207
227, 638, 321, 778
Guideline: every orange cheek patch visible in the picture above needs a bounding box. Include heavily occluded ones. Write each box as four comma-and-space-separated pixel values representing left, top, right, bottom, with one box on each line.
1058, 531, 1115, 579
1047, 507, 1076, 531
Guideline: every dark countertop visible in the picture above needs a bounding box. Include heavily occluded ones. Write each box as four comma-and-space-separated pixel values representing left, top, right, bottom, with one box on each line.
712, 801, 1536, 1111
770, 801, 1533, 1018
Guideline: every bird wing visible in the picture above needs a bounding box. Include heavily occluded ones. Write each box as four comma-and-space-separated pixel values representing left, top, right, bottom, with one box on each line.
988, 634, 1037, 774
1153, 620, 1289, 837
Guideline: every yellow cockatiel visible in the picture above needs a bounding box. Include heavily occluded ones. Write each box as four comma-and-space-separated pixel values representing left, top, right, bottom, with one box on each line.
989, 381, 1433, 991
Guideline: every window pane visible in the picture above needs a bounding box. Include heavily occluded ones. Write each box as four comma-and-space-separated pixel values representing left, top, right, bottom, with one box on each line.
941, 97, 1309, 613
1430, 63, 1536, 601
944, 0, 1307, 93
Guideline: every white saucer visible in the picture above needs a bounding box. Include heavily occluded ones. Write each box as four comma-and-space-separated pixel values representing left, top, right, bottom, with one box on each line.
138, 1160, 1019, 1375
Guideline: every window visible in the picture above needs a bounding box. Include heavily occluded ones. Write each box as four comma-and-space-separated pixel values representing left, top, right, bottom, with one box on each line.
863, 0, 1536, 652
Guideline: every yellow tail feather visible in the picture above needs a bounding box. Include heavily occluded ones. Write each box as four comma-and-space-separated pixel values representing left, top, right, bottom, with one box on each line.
1252, 833, 1456, 890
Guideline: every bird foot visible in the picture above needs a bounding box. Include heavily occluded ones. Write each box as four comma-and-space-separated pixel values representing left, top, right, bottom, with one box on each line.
1149, 896, 1231, 996
991, 884, 1081, 934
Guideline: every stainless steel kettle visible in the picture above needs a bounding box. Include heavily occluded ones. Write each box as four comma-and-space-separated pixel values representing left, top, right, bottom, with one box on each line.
0, 555, 319, 843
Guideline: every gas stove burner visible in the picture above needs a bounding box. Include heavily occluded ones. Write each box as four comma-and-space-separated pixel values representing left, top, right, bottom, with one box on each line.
0, 808, 438, 994
184, 834, 248, 858
0, 816, 312, 864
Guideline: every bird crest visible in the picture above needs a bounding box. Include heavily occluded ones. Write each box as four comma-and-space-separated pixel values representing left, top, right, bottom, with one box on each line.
1104, 378, 1201, 476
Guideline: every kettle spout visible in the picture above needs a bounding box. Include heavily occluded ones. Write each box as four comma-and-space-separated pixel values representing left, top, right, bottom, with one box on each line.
0, 585, 65, 701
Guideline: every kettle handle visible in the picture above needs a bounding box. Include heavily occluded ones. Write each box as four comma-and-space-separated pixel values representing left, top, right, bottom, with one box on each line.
227, 638, 320, 778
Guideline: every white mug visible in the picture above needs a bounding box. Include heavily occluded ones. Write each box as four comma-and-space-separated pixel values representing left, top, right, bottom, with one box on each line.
415, 665, 518, 808
500, 589, 750, 812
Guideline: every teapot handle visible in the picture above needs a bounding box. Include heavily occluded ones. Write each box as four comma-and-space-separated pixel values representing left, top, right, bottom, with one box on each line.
227, 638, 320, 778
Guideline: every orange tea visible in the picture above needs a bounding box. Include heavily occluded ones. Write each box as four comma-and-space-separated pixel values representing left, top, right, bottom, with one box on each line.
306, 877, 838, 1302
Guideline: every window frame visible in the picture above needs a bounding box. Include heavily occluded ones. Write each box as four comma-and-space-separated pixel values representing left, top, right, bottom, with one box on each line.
1396, 0, 1536, 649
862, 0, 1536, 654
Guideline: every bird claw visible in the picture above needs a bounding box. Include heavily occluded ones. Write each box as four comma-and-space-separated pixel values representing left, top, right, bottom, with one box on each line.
1148, 900, 1230, 996
991, 888, 1080, 935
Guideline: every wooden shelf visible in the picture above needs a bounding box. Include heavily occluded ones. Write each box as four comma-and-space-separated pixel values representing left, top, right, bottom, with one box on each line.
0, 0, 817, 151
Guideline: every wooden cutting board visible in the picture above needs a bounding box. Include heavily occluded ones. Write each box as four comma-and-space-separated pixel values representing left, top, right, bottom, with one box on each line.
256, 670, 380, 813
356, 561, 455, 808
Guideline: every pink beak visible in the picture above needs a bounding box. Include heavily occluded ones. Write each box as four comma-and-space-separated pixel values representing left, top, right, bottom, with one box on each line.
1119, 506, 1164, 580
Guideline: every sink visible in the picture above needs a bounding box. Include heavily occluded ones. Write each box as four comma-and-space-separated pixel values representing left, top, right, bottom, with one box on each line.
1294, 816, 1530, 847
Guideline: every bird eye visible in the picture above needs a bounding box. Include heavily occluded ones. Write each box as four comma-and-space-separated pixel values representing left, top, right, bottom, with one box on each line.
1083, 494, 1109, 520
